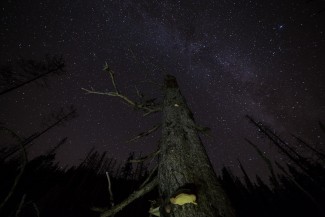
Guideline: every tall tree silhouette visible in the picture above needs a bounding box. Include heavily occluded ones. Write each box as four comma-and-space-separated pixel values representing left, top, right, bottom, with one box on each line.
0, 55, 65, 96
2, 106, 77, 161
83, 65, 234, 217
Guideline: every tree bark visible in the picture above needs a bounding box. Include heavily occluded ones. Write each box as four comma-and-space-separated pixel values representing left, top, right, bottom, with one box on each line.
158, 75, 235, 217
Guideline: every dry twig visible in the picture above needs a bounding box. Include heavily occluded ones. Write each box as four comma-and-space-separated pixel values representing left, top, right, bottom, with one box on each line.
129, 149, 160, 163
82, 63, 161, 116
127, 124, 161, 143
0, 128, 28, 211
15, 194, 26, 217
105, 172, 115, 208
92, 177, 158, 217
139, 165, 158, 189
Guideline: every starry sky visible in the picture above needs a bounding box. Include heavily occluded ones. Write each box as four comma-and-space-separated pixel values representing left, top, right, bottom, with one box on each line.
1, 0, 325, 178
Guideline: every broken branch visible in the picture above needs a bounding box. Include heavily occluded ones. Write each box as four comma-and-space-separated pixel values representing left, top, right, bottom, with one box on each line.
139, 165, 158, 189
127, 124, 161, 143
129, 149, 160, 163
105, 172, 115, 208
92, 177, 158, 217
82, 63, 162, 117
104, 62, 119, 94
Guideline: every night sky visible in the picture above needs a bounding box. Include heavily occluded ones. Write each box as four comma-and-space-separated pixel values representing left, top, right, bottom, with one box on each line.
1, 0, 324, 179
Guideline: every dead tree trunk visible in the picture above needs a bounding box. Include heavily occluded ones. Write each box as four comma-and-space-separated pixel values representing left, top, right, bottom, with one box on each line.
158, 75, 234, 217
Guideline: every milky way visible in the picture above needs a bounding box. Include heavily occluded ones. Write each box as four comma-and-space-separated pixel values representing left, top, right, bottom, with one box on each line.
1, 0, 324, 179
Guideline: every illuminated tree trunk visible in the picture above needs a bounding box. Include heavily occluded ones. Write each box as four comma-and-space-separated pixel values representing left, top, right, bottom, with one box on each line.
158, 75, 235, 217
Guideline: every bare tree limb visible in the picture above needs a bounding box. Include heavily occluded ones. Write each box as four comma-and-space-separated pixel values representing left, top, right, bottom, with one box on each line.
105, 172, 115, 208
127, 124, 161, 143
134, 85, 143, 99
3, 107, 77, 161
275, 161, 323, 212
139, 165, 158, 189
0, 55, 65, 97
0, 128, 27, 211
129, 149, 160, 163
32, 202, 40, 217
81, 88, 133, 104
81, 88, 161, 116
82, 63, 162, 116
103, 62, 119, 94
15, 194, 26, 217
194, 124, 213, 138
92, 177, 158, 217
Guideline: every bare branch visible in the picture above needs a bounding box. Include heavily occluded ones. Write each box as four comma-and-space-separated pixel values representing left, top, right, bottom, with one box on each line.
143, 108, 161, 117
127, 124, 161, 143
195, 125, 212, 138
134, 85, 143, 99
0, 128, 27, 211
92, 177, 158, 217
32, 202, 40, 217
81, 87, 161, 116
15, 194, 26, 217
82, 63, 162, 116
129, 149, 160, 163
81, 88, 134, 105
275, 161, 323, 211
0, 55, 65, 97
104, 62, 119, 94
139, 165, 158, 189
105, 172, 115, 208
3, 108, 77, 161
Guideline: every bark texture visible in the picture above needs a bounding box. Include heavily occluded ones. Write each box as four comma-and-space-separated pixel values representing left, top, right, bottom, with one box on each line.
158, 75, 235, 217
